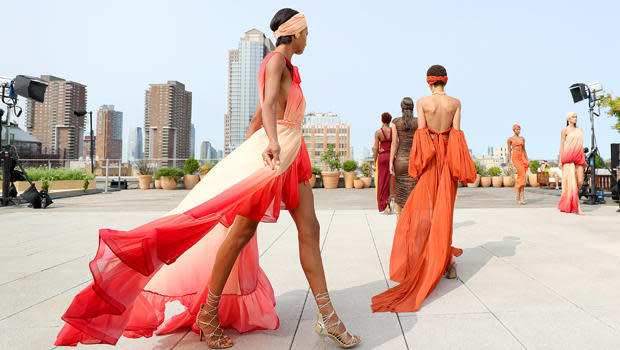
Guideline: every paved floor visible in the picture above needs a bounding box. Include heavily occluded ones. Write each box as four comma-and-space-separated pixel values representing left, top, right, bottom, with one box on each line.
0, 188, 619, 349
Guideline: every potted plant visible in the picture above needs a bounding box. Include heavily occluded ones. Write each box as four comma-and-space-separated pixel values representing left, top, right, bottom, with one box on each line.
41, 177, 50, 192
528, 160, 540, 187
200, 163, 215, 180
342, 160, 358, 189
354, 175, 364, 189
502, 166, 515, 187
310, 167, 322, 188
154, 171, 162, 189
320, 144, 342, 189
183, 157, 201, 189
82, 173, 96, 192
156, 167, 184, 190
489, 166, 503, 187
135, 161, 154, 190
360, 161, 373, 188
468, 162, 483, 188
480, 168, 492, 187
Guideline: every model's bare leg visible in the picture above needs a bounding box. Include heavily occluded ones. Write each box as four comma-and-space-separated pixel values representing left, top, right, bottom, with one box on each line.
198, 215, 259, 348
521, 188, 527, 204
289, 181, 361, 346
576, 165, 585, 215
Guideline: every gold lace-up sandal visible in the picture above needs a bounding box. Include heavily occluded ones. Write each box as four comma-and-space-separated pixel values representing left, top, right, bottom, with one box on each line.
196, 291, 233, 349
314, 292, 361, 349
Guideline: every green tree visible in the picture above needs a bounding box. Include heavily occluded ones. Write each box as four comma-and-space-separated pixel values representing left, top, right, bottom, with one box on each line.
599, 94, 620, 133
321, 144, 342, 171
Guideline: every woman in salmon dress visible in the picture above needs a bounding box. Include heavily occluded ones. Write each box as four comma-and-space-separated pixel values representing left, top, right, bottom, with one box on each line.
55, 9, 360, 349
558, 112, 586, 214
371, 65, 477, 313
508, 125, 529, 204
373, 112, 394, 213
390, 97, 418, 214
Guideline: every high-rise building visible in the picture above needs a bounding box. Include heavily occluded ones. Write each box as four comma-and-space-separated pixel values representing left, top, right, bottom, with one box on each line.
83, 135, 95, 161
144, 81, 192, 166
224, 29, 275, 156
190, 124, 195, 158
302, 113, 351, 171
200, 141, 218, 162
94, 105, 122, 160
25, 75, 87, 159
128, 127, 143, 161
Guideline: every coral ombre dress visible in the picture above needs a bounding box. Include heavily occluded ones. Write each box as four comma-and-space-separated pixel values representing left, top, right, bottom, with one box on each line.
371, 127, 476, 312
54, 51, 310, 346
558, 127, 586, 213
511, 138, 529, 190
377, 128, 392, 211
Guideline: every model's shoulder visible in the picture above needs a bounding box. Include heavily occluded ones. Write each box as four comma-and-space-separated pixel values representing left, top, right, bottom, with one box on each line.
448, 96, 461, 105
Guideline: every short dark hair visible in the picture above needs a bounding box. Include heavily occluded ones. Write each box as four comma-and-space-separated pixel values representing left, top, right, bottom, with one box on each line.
270, 8, 299, 46
381, 112, 392, 124
427, 65, 447, 86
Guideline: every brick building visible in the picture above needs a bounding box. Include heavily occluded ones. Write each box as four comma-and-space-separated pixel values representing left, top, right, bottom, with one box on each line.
302, 113, 351, 171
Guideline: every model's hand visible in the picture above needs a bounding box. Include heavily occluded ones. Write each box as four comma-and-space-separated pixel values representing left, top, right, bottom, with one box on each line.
262, 141, 281, 170
390, 161, 395, 175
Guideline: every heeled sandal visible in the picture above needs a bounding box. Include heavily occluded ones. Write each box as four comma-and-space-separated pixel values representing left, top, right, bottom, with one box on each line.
196, 291, 233, 349
314, 292, 361, 349
445, 264, 457, 279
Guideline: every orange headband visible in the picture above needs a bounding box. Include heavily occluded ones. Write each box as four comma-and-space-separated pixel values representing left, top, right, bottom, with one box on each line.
427, 76, 448, 85
513, 124, 521, 132
274, 13, 307, 39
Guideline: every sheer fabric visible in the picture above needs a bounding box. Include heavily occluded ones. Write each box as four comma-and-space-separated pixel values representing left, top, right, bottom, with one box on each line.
558, 127, 586, 213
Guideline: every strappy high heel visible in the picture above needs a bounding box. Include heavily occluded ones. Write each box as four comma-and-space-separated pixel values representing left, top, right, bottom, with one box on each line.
445, 264, 457, 279
196, 291, 232, 349
314, 292, 361, 349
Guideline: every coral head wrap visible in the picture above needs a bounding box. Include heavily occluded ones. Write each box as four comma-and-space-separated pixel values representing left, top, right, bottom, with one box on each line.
274, 13, 307, 39
512, 124, 521, 132
427, 75, 448, 85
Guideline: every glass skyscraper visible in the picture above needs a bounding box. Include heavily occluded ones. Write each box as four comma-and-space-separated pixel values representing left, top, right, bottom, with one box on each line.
224, 29, 274, 156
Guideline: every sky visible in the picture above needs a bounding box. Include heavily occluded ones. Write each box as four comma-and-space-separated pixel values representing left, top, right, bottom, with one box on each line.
3, 0, 619, 161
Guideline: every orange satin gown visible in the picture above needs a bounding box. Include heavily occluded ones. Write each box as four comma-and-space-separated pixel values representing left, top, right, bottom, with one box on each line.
511, 139, 529, 190
371, 127, 476, 312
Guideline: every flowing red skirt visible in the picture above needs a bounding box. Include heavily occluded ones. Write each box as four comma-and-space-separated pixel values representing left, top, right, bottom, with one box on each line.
377, 151, 391, 211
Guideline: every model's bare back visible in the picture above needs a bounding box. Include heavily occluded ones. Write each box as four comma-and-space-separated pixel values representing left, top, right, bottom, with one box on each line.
417, 95, 461, 133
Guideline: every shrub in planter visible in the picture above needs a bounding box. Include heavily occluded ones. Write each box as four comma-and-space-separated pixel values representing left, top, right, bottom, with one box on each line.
183, 158, 201, 189
468, 162, 484, 187
354, 175, 364, 189
502, 166, 515, 187
480, 168, 492, 187
82, 174, 96, 192
156, 167, 184, 190
135, 161, 154, 189
359, 161, 373, 188
200, 163, 215, 180
529, 160, 541, 174
342, 160, 358, 189
311, 167, 322, 188
488, 166, 503, 187
321, 145, 342, 189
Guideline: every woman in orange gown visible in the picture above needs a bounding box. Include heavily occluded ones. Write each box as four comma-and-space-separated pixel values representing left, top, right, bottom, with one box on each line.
558, 112, 586, 214
508, 125, 529, 204
55, 9, 360, 349
371, 65, 476, 312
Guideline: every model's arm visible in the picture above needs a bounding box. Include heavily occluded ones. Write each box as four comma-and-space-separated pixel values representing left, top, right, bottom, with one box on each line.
372, 131, 379, 163
261, 56, 285, 169
417, 100, 426, 129
559, 129, 566, 167
452, 99, 462, 130
245, 103, 263, 140
389, 124, 399, 175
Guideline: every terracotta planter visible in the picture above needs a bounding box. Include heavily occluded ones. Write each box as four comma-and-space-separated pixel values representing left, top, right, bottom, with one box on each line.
309, 175, 316, 188
361, 177, 372, 188
467, 174, 481, 188
492, 176, 503, 187
480, 176, 492, 187
154, 179, 162, 189
354, 179, 364, 189
138, 175, 152, 190
528, 173, 539, 187
502, 175, 514, 187
160, 176, 177, 190
343, 171, 356, 189
321, 171, 340, 189
183, 174, 200, 189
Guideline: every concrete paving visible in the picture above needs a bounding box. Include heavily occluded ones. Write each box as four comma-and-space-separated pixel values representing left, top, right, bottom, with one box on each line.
0, 188, 619, 350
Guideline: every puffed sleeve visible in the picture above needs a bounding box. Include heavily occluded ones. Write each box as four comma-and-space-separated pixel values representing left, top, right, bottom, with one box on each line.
408, 128, 436, 179
447, 129, 477, 185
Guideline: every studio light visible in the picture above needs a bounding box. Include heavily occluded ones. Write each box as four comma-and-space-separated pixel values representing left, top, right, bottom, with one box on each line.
11, 75, 47, 103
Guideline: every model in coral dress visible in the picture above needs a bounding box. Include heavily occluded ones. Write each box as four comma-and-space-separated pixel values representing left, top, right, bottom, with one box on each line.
371, 65, 476, 313
55, 9, 360, 349
508, 125, 529, 205
558, 112, 586, 214
374, 113, 393, 213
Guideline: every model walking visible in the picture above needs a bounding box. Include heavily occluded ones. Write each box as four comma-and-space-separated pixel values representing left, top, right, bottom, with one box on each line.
508, 124, 529, 204
558, 112, 586, 214
371, 65, 476, 312
55, 9, 360, 349
390, 97, 418, 214
373, 112, 394, 213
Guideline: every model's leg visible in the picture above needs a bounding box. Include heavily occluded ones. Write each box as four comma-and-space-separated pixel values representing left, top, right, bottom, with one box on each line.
289, 181, 361, 346
576, 165, 585, 215
198, 215, 259, 348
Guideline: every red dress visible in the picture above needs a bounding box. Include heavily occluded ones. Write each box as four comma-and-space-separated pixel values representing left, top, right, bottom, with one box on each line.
55, 52, 311, 346
377, 128, 392, 211
371, 127, 476, 312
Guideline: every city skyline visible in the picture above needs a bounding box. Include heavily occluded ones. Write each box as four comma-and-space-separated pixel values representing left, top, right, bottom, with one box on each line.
4, 1, 619, 162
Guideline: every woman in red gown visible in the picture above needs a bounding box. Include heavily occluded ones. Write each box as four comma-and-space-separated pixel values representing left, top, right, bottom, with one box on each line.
508, 125, 529, 204
55, 9, 360, 349
373, 112, 394, 213
558, 112, 586, 214
371, 65, 477, 313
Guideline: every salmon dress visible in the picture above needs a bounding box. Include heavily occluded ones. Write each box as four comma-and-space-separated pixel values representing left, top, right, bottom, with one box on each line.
371, 127, 476, 312
511, 138, 529, 190
377, 128, 392, 211
558, 127, 586, 213
55, 51, 311, 346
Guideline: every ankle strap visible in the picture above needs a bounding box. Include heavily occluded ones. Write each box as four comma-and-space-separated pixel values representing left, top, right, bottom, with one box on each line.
314, 291, 332, 310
